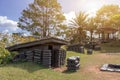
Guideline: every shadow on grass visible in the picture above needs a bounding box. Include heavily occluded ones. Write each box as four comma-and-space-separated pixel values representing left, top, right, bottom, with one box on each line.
0, 62, 48, 73
62, 69, 77, 74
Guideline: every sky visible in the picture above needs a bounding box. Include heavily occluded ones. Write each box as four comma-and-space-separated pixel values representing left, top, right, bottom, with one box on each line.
0, 0, 120, 33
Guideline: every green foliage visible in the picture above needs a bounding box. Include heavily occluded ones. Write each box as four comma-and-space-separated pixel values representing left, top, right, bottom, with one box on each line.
86, 18, 97, 41
110, 14, 120, 29
96, 4, 120, 27
18, 0, 65, 37
94, 4, 120, 40
68, 12, 88, 43
11, 33, 36, 45
61, 45, 67, 51
96, 5, 120, 20
0, 47, 10, 64
0, 47, 17, 64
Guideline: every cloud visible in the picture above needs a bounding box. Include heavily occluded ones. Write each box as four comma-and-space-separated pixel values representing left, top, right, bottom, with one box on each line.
0, 16, 22, 33
64, 11, 75, 25
59, 0, 120, 15
62, 0, 120, 25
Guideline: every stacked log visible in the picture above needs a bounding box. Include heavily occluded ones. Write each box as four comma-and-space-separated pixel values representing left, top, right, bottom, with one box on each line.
51, 49, 66, 67
57, 49, 66, 67
67, 56, 80, 71
94, 45, 101, 51
16, 49, 66, 68
60, 49, 66, 65
67, 44, 84, 54
26, 51, 34, 62
79, 46, 84, 53
87, 49, 93, 55
42, 50, 51, 68
33, 49, 42, 64
85, 42, 101, 51
55, 50, 61, 67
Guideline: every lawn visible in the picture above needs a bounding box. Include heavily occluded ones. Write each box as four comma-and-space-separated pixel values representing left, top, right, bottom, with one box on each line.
0, 51, 120, 80
101, 41, 120, 53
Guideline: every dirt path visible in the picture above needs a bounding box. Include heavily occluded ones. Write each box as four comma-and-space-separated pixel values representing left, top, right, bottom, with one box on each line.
84, 65, 120, 80
54, 54, 120, 80
80, 54, 120, 80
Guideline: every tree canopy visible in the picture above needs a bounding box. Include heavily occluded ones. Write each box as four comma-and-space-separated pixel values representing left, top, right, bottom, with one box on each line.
18, 0, 65, 38
66, 5, 120, 43
68, 12, 88, 43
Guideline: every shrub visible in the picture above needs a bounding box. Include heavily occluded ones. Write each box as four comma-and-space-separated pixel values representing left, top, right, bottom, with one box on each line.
0, 47, 17, 64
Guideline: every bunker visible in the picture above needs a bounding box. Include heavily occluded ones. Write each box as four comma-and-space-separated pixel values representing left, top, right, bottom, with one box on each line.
67, 43, 84, 53
7, 37, 68, 68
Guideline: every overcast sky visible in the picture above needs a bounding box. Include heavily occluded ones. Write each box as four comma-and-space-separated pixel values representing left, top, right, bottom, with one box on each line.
0, 0, 120, 33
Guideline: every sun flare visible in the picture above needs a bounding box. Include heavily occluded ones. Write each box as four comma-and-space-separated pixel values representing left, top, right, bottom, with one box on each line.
85, 1, 101, 14
75, 0, 102, 15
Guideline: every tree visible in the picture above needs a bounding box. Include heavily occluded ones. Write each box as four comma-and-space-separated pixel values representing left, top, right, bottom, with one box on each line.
0, 32, 10, 47
11, 33, 36, 45
110, 14, 120, 39
96, 5, 120, 22
18, 0, 65, 38
96, 5, 120, 40
69, 12, 88, 43
110, 14, 120, 29
86, 18, 97, 42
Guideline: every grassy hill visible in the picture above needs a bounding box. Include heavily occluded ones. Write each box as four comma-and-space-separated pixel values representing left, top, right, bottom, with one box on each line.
0, 51, 120, 80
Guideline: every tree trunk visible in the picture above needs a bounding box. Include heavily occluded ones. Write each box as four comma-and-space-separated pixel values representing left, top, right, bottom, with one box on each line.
43, 27, 47, 38
90, 32, 93, 42
98, 33, 101, 39
102, 32, 105, 41
107, 33, 110, 40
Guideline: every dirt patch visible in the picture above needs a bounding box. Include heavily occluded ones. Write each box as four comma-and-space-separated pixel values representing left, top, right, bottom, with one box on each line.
53, 67, 67, 72
84, 54, 120, 80
54, 54, 120, 80
95, 54, 111, 59
83, 65, 120, 80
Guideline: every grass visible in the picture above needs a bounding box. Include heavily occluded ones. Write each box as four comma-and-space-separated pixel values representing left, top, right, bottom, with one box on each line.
101, 40, 120, 53
0, 51, 120, 80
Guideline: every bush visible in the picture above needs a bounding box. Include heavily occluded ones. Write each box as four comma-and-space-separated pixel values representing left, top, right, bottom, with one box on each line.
0, 47, 17, 64
61, 45, 67, 51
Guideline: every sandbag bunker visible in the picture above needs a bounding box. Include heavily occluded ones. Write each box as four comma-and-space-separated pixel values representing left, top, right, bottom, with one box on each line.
6, 37, 67, 68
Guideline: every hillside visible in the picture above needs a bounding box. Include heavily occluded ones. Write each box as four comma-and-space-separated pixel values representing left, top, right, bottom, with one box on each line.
0, 51, 120, 80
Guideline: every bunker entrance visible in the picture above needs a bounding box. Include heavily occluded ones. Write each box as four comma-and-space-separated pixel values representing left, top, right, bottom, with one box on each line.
51, 50, 60, 67
48, 45, 59, 68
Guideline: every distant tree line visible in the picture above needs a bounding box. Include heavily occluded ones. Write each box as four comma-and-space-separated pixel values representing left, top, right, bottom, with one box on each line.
65, 5, 120, 43
18, 0, 120, 44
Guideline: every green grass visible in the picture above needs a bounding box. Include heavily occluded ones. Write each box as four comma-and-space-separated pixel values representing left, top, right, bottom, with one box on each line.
0, 51, 120, 80
101, 41, 120, 53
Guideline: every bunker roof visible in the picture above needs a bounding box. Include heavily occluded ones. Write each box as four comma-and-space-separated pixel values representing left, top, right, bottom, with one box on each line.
6, 37, 68, 51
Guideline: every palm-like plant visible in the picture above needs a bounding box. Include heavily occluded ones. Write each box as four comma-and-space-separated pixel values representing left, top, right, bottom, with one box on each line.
69, 12, 88, 43
86, 18, 97, 42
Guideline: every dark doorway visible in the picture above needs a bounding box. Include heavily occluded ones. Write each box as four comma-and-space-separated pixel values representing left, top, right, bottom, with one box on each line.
48, 45, 53, 50
51, 50, 59, 67
48, 45, 60, 67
